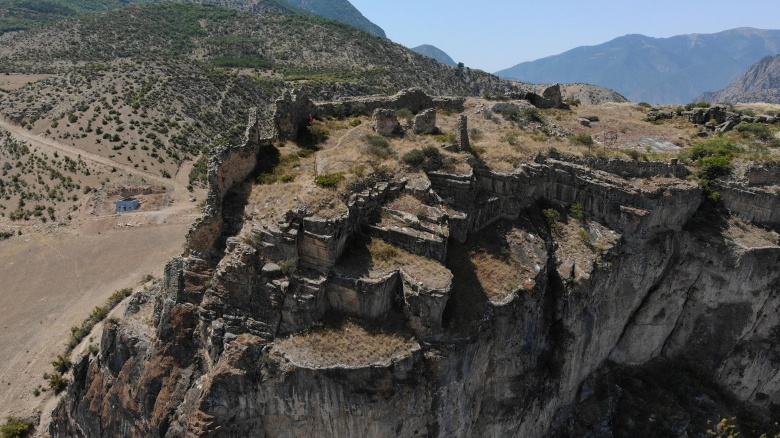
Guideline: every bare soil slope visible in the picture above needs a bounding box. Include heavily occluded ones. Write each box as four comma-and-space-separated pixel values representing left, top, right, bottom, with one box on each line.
0, 223, 189, 420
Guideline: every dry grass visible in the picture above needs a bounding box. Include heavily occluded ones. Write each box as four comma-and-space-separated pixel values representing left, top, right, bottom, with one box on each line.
460, 99, 699, 172
272, 319, 418, 368
724, 215, 779, 248
443, 219, 548, 322
460, 221, 546, 301
0, 74, 54, 91
336, 237, 451, 289
246, 143, 348, 224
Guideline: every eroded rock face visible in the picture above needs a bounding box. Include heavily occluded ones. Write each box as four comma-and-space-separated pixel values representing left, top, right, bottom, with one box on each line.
51, 98, 780, 437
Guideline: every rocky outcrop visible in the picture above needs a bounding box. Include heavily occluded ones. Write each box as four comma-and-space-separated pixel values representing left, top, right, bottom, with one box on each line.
51, 93, 780, 437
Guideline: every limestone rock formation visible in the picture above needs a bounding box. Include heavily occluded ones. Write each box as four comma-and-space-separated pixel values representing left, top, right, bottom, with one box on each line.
50, 90, 780, 438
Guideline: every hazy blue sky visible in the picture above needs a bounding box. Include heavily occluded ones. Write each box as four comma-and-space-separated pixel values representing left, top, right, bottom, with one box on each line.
349, 0, 780, 73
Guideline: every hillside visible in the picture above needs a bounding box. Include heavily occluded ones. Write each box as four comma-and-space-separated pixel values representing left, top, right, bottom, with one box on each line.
0, 2, 524, 222
411, 44, 457, 66
0, 0, 385, 37
496, 28, 780, 104
0, 3, 512, 92
696, 55, 780, 104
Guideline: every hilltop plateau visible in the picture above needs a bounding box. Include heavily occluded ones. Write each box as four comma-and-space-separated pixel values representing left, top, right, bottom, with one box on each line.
1, 1, 779, 437
36, 85, 780, 436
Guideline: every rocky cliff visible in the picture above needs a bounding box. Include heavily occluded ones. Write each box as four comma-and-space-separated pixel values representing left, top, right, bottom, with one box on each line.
50, 91, 780, 437
696, 55, 780, 104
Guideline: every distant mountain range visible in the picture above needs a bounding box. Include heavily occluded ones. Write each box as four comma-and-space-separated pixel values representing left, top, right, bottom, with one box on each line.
496, 28, 780, 104
0, 0, 386, 38
696, 55, 780, 104
411, 45, 456, 67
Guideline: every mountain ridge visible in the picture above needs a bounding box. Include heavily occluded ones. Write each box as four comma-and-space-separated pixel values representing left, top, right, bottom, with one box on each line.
695, 54, 780, 104
496, 27, 780, 104
411, 44, 456, 67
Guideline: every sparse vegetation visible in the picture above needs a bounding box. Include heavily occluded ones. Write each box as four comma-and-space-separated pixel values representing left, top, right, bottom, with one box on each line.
687, 139, 741, 180
364, 134, 392, 158
274, 319, 417, 368
543, 208, 561, 230
0, 416, 31, 438
401, 146, 441, 170
51, 354, 71, 374
569, 202, 584, 220
735, 122, 773, 142
48, 372, 68, 393
396, 108, 413, 124
315, 172, 345, 188
570, 133, 593, 146
66, 288, 132, 352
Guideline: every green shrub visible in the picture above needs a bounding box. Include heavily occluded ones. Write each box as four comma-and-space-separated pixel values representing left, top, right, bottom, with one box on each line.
735, 122, 772, 141
521, 107, 544, 123
364, 134, 391, 158
349, 118, 362, 127
315, 172, 344, 188
543, 208, 561, 229
468, 128, 483, 142
433, 131, 457, 144
624, 149, 642, 161
1, 416, 31, 438
570, 133, 593, 146
569, 202, 584, 220
688, 139, 740, 162
396, 108, 413, 124
698, 155, 733, 180
402, 149, 425, 167
306, 124, 329, 144
402, 146, 441, 169
491, 102, 521, 121
297, 149, 314, 158
685, 102, 711, 110
48, 373, 67, 394
51, 354, 71, 374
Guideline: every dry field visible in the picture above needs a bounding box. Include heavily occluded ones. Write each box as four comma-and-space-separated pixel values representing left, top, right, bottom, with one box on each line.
0, 74, 54, 92
0, 112, 203, 423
